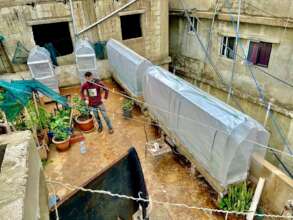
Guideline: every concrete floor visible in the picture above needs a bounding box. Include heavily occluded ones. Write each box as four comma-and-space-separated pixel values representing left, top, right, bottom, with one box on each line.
44, 80, 223, 220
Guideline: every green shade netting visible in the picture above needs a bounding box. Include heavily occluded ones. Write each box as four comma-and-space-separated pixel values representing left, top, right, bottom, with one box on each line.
0, 80, 68, 122
0, 35, 4, 43
12, 41, 29, 64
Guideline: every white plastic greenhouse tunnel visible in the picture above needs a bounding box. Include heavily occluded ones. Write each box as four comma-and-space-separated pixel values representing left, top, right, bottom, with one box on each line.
106, 39, 152, 97
27, 46, 59, 93
75, 39, 98, 81
143, 66, 270, 189
106, 38, 270, 191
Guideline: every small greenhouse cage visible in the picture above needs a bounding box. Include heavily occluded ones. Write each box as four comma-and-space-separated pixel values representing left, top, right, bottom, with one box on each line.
27, 46, 59, 93
28, 46, 54, 79
75, 39, 97, 81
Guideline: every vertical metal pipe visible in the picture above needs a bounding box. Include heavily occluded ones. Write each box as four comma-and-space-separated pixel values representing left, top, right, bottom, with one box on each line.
264, 102, 272, 127
227, 0, 242, 103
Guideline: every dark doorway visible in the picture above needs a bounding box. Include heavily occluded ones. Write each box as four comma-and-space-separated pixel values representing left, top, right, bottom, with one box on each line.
120, 14, 142, 40
32, 22, 73, 56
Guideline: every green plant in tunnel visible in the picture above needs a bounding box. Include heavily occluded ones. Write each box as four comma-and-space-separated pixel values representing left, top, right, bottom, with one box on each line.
219, 182, 253, 213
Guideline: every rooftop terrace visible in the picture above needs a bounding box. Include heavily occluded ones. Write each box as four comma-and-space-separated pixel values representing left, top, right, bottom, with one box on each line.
44, 81, 222, 220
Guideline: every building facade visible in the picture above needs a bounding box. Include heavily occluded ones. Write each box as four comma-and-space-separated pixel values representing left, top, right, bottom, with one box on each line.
0, 0, 170, 73
169, 0, 293, 173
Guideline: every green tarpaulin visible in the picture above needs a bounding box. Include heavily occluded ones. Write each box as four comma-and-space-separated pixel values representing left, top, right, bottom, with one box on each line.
0, 80, 68, 122
0, 35, 4, 43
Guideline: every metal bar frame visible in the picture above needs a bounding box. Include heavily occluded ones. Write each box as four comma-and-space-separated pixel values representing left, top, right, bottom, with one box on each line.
68, 0, 138, 37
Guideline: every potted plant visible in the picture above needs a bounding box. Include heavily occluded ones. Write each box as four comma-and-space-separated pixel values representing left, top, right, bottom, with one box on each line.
122, 98, 134, 119
73, 96, 94, 132
50, 109, 71, 152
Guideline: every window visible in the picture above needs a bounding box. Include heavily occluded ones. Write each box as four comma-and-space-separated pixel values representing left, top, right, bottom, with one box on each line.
120, 14, 142, 40
247, 41, 272, 67
32, 22, 73, 57
220, 36, 236, 59
188, 17, 197, 33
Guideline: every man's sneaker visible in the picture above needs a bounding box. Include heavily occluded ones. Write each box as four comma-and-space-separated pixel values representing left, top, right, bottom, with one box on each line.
109, 129, 114, 134
98, 127, 103, 133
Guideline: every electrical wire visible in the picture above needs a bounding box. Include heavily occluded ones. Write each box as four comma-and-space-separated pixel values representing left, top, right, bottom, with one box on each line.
208, 0, 293, 176
47, 179, 293, 219
172, 5, 293, 89
172, 0, 293, 177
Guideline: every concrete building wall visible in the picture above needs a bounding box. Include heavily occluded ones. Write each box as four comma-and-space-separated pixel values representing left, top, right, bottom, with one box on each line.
0, 0, 170, 73
0, 131, 49, 220
250, 153, 293, 215
169, 0, 293, 173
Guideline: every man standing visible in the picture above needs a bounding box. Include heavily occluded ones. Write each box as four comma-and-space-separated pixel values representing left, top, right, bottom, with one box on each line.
81, 72, 114, 134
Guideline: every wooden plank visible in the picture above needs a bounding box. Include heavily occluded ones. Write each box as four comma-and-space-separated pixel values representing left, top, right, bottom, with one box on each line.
247, 177, 265, 220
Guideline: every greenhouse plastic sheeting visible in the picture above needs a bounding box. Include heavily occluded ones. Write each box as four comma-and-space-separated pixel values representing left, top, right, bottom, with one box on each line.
106, 39, 151, 97
28, 46, 52, 78
143, 66, 270, 187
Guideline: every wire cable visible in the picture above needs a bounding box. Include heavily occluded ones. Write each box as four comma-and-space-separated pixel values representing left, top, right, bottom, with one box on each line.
47, 179, 293, 219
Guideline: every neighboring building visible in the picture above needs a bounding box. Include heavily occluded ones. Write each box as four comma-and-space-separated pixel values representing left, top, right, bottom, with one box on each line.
0, 0, 170, 72
169, 0, 293, 172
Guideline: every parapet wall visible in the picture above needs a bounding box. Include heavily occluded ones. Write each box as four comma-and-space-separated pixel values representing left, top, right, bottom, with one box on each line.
0, 61, 111, 88
250, 153, 293, 215
0, 131, 49, 220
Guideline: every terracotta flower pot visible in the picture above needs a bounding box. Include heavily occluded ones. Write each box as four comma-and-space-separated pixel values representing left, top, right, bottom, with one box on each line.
75, 115, 94, 132
52, 136, 71, 152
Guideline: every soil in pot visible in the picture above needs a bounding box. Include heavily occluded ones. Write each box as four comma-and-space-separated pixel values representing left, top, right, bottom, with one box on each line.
75, 115, 94, 132
53, 136, 71, 152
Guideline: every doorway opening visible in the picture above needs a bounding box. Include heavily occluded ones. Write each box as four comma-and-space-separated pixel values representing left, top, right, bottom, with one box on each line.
32, 22, 73, 57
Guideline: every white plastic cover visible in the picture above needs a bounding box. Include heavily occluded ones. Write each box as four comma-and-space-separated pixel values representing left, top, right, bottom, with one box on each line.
27, 46, 54, 79
27, 46, 59, 94
143, 66, 270, 187
75, 39, 97, 80
106, 39, 151, 97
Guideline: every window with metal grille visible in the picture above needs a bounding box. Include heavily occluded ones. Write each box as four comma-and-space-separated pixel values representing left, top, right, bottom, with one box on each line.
220, 36, 236, 59
188, 17, 198, 33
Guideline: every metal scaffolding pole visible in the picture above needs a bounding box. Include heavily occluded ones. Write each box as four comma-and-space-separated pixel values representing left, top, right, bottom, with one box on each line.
227, 0, 242, 103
